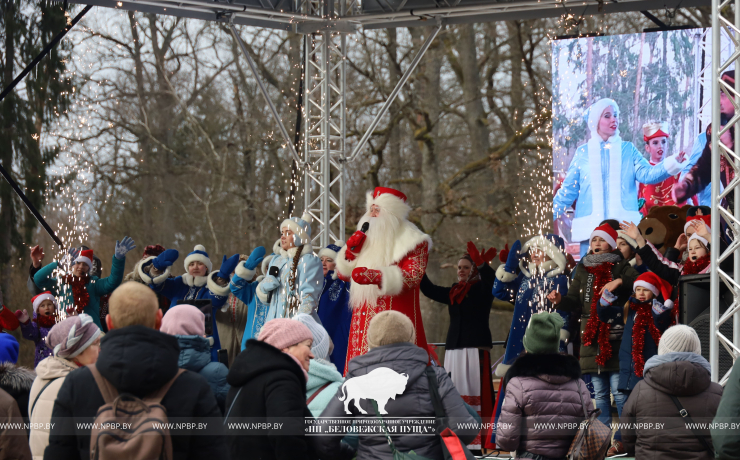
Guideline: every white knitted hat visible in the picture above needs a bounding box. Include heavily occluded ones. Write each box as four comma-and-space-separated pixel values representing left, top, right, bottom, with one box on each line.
658, 325, 701, 355
292, 314, 332, 362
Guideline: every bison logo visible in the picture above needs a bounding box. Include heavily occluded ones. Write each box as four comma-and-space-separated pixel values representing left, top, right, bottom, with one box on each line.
338, 367, 409, 414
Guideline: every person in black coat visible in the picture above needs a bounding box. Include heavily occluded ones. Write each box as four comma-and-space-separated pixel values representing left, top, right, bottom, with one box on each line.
419, 242, 496, 450
225, 318, 320, 460
44, 282, 228, 460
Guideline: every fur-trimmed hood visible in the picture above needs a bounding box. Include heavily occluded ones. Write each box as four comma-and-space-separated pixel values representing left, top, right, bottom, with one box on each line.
518, 234, 568, 278
504, 353, 581, 386
0, 362, 35, 395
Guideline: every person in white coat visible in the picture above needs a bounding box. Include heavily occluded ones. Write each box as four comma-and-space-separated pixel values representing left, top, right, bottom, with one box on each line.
28, 314, 100, 460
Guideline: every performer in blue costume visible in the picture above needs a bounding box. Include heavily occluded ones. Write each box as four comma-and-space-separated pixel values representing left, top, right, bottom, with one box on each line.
225, 245, 271, 350
317, 240, 352, 373
487, 234, 571, 449
141, 245, 239, 361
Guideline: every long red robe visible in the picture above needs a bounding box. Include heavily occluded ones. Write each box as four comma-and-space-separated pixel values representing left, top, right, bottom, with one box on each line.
337, 241, 430, 374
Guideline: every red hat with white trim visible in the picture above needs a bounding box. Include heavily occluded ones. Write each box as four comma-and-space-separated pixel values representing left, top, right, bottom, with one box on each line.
643, 121, 670, 142
590, 223, 618, 249
31, 292, 57, 314
685, 214, 711, 233
366, 187, 411, 221
74, 249, 94, 270
634, 272, 674, 309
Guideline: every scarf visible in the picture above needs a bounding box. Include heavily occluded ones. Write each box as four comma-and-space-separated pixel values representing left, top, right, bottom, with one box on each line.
682, 254, 710, 275
581, 252, 621, 366
35, 313, 58, 329
630, 299, 663, 377
62, 274, 90, 314
449, 257, 481, 305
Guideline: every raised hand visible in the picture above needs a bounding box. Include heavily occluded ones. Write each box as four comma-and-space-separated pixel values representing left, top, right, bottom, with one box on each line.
14, 310, 29, 324
620, 221, 645, 247
601, 278, 623, 295
503, 240, 522, 274
467, 242, 483, 266
114, 236, 136, 260
677, 150, 687, 163
499, 244, 509, 263
218, 254, 241, 279
675, 234, 688, 252
152, 249, 179, 271
30, 245, 45, 268
244, 246, 266, 270
345, 230, 367, 261
547, 290, 562, 305
481, 247, 497, 264
692, 220, 711, 239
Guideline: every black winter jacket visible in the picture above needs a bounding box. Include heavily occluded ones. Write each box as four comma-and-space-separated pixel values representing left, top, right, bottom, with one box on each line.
224, 339, 316, 460
420, 263, 494, 349
44, 325, 228, 460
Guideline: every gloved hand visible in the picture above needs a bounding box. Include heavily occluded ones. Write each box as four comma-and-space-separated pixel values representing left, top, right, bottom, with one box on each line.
600, 289, 617, 307
351, 267, 382, 286
14, 310, 29, 324
152, 249, 179, 271
345, 230, 367, 261
244, 246, 266, 270
652, 299, 671, 315
259, 275, 280, 293
114, 236, 136, 260
218, 254, 241, 279
503, 240, 522, 275
499, 243, 509, 263
467, 242, 497, 266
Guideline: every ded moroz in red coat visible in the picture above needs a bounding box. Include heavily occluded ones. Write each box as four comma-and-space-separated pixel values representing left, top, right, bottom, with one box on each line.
335, 187, 431, 374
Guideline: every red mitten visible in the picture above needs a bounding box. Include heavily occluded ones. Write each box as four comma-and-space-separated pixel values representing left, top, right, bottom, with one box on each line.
467, 242, 483, 266
351, 267, 383, 287
499, 243, 509, 263
345, 230, 367, 261
482, 247, 497, 264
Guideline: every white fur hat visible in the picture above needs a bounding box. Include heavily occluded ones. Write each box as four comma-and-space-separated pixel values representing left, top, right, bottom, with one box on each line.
280, 213, 313, 247
183, 245, 213, 273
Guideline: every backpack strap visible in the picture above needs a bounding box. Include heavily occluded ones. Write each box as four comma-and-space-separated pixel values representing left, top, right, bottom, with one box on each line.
146, 369, 186, 404
89, 364, 119, 404
30, 377, 59, 417
669, 395, 716, 456
424, 366, 447, 419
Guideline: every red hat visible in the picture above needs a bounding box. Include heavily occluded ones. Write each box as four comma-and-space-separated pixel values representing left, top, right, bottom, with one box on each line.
142, 244, 166, 260
685, 214, 711, 233
31, 292, 57, 313
74, 249, 94, 269
372, 187, 407, 202
643, 122, 670, 142
634, 272, 674, 309
590, 223, 618, 249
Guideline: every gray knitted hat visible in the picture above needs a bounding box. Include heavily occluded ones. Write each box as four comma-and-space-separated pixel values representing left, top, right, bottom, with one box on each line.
659, 325, 702, 355
293, 314, 332, 362
45, 314, 101, 359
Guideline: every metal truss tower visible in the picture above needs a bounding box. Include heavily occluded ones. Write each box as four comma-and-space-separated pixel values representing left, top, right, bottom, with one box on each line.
711, 0, 740, 384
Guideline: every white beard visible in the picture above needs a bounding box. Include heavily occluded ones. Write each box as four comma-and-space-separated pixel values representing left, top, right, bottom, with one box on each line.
348, 212, 403, 309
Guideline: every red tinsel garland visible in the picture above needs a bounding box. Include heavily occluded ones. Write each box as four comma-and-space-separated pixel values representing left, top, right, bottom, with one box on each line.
630, 301, 663, 377
581, 261, 615, 366
35, 313, 59, 329
62, 274, 90, 314
682, 254, 710, 275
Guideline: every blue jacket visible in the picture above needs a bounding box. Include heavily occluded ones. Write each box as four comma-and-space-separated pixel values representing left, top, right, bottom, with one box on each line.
144, 271, 230, 361
493, 266, 570, 371
317, 272, 352, 372
19, 312, 54, 367
175, 335, 230, 411
255, 245, 323, 322
228, 264, 271, 349
34, 256, 125, 329
306, 358, 344, 418
618, 299, 672, 392
553, 140, 681, 242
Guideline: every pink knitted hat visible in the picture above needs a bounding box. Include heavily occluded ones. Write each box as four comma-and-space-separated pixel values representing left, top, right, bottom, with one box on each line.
160, 304, 205, 337
258, 318, 313, 350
